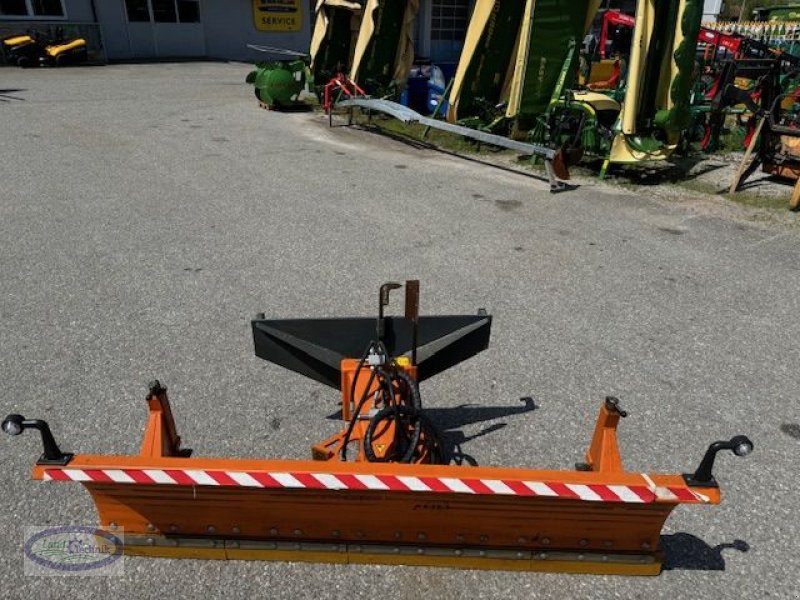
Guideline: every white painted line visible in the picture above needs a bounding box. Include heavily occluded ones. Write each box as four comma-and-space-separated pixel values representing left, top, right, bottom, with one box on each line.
271, 472, 305, 488
185, 470, 219, 486
355, 474, 389, 490
228, 472, 264, 488
523, 482, 558, 496
481, 480, 515, 495
396, 476, 430, 492
104, 469, 136, 484
441, 478, 475, 494
311, 473, 347, 489
143, 469, 176, 484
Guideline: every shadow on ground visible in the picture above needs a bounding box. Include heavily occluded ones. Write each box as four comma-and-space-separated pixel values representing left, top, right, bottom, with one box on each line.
345, 119, 560, 189
604, 155, 729, 186
325, 397, 538, 465
426, 397, 538, 465
661, 533, 750, 571
0, 88, 26, 101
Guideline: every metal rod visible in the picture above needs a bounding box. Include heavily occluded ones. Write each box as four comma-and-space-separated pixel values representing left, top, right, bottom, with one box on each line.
422, 78, 454, 140
404, 280, 420, 366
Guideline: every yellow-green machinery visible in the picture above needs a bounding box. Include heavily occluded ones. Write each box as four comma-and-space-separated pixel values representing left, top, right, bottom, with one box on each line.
349, 0, 419, 93
541, 0, 704, 176
446, 0, 601, 136
309, 0, 364, 90
446, 0, 704, 177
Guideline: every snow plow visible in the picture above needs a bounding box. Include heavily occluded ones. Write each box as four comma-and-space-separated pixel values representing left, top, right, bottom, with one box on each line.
4, 282, 752, 575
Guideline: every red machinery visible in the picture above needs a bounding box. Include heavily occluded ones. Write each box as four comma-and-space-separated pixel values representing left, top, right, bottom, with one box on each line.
323, 73, 366, 115
597, 10, 635, 60
598, 9, 776, 62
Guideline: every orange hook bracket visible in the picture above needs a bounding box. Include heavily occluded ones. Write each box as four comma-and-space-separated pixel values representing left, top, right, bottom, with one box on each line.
140, 380, 188, 458
583, 396, 627, 473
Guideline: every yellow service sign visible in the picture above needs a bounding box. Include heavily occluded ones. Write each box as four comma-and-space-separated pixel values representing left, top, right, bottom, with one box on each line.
253, 0, 303, 32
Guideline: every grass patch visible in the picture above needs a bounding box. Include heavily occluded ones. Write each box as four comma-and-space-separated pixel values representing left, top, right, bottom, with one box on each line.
723, 189, 792, 211
327, 106, 796, 211
343, 110, 513, 156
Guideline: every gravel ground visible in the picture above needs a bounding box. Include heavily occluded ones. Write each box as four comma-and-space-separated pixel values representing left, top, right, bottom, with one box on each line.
602, 152, 800, 213
1, 62, 799, 599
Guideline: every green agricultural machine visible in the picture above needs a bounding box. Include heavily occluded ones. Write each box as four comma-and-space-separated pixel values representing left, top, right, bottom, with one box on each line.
309, 0, 364, 92
447, 0, 600, 137
246, 45, 309, 110
349, 0, 419, 94
446, 0, 704, 176
541, 0, 704, 176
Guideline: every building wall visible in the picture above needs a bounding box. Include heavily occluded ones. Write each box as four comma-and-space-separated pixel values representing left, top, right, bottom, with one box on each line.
1, 0, 313, 62
0, 0, 94, 25
63, 0, 94, 21
93, 1, 131, 61
201, 0, 312, 62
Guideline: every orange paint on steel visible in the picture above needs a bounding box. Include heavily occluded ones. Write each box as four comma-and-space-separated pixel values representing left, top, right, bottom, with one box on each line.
29, 372, 721, 573
140, 383, 183, 458
585, 400, 625, 473
313, 359, 418, 462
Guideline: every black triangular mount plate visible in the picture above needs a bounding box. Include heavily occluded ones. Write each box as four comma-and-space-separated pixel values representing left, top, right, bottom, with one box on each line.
252, 314, 492, 389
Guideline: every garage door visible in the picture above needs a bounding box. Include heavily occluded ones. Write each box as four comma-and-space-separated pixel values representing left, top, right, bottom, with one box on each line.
123, 0, 205, 58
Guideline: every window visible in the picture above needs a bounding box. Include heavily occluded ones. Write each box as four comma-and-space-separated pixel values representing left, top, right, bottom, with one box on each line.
0, 0, 28, 16
151, 0, 176, 22
430, 0, 468, 42
124, 0, 201, 24
125, 0, 150, 22
177, 0, 200, 23
31, 0, 62, 15
0, 0, 65, 17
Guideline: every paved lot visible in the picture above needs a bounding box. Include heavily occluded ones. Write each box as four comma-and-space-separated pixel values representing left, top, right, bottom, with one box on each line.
1, 63, 799, 599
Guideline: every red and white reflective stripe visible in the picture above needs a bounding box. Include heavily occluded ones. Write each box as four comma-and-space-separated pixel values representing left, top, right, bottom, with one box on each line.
35, 467, 711, 503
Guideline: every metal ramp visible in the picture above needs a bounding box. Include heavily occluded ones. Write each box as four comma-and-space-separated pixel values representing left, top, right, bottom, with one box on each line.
335, 98, 569, 193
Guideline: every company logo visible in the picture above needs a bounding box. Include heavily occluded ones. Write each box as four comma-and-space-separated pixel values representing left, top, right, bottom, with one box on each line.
253, 0, 302, 32
255, 0, 299, 14
23, 526, 124, 576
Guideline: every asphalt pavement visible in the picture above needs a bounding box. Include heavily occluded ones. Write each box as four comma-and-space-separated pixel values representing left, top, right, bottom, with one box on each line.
1, 62, 799, 599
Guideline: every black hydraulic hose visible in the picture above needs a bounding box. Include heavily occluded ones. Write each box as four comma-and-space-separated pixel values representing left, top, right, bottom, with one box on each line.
377, 367, 396, 408
340, 368, 377, 461
392, 370, 421, 411
363, 368, 426, 463
364, 404, 421, 463
417, 412, 445, 464
340, 340, 377, 461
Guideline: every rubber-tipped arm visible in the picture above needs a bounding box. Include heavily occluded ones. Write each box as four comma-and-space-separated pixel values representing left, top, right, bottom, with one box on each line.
2, 414, 72, 465
684, 435, 754, 487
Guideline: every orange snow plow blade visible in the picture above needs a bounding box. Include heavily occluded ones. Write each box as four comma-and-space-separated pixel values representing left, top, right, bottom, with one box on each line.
7, 281, 750, 576
27, 390, 722, 575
